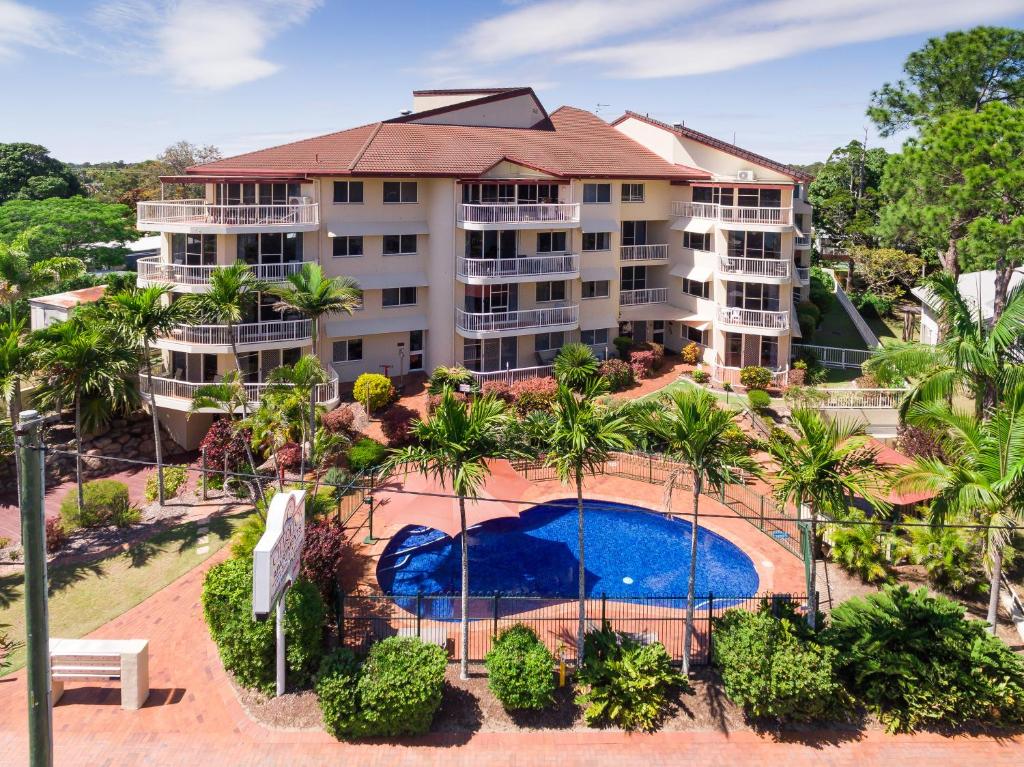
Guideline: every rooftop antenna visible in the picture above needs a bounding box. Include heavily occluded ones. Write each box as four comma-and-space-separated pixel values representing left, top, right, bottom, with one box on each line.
732, 131, 736, 145
595, 103, 610, 114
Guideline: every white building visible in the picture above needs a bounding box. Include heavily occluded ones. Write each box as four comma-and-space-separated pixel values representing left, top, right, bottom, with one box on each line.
912, 267, 1024, 345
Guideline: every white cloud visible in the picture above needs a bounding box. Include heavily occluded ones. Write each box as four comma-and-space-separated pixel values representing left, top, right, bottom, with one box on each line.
0, 0, 64, 58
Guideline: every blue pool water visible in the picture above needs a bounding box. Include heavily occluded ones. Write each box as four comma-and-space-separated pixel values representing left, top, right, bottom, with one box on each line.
376, 499, 759, 603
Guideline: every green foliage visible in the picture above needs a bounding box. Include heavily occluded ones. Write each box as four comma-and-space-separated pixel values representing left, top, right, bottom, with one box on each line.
825, 585, 1024, 732
283, 579, 328, 687
315, 649, 364, 740
808, 268, 835, 313
552, 342, 599, 390
612, 335, 633, 360
231, 514, 265, 559
347, 437, 388, 473
713, 606, 849, 722
427, 365, 477, 395
352, 373, 395, 413
746, 389, 771, 413
576, 624, 687, 732
0, 142, 81, 203
484, 625, 555, 710
690, 369, 709, 384
797, 311, 817, 340
598, 358, 634, 391
59, 479, 131, 530
827, 516, 893, 584
808, 140, 889, 246
848, 246, 924, 305
144, 465, 187, 502
739, 366, 772, 390
852, 290, 896, 318
797, 300, 821, 326
901, 522, 987, 596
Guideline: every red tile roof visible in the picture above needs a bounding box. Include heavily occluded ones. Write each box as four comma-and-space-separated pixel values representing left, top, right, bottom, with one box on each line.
29, 285, 106, 309
189, 106, 710, 181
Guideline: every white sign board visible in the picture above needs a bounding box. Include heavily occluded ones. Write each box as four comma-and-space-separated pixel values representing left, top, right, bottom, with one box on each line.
253, 489, 306, 619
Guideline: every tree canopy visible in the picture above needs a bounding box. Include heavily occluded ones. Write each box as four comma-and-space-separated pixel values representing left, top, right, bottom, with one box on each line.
807, 140, 889, 248
0, 143, 81, 203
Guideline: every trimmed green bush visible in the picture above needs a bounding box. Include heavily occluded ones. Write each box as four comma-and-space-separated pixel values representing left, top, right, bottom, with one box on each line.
796, 300, 821, 326
352, 373, 395, 413
316, 649, 364, 739
712, 606, 849, 722
427, 365, 477, 395
612, 335, 633, 360
347, 437, 388, 473
576, 623, 687, 732
739, 366, 773, 390
59, 479, 131, 530
798, 311, 817, 339
691, 369, 709, 384
144, 465, 188, 502
485, 625, 556, 710
827, 516, 893, 584
746, 389, 771, 413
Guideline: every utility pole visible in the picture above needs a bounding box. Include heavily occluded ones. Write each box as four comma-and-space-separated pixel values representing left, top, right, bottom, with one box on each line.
16, 409, 53, 767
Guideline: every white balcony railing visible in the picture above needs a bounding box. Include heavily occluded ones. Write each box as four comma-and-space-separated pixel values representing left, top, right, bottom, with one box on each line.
796, 267, 810, 282
456, 203, 580, 226
708, 361, 789, 389
717, 256, 791, 279
620, 244, 669, 262
137, 200, 319, 229
137, 256, 306, 287
810, 388, 908, 409
671, 201, 793, 226
455, 306, 579, 333
717, 306, 790, 330
469, 365, 554, 385
795, 235, 811, 247
619, 288, 668, 306
157, 319, 312, 347
457, 254, 579, 280
139, 370, 340, 408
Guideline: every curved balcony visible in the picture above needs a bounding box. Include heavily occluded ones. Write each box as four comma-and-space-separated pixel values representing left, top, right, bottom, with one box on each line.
153, 319, 312, 352
455, 305, 579, 338
716, 255, 791, 283
456, 254, 579, 284
619, 288, 668, 306
671, 201, 793, 228
136, 256, 307, 292
620, 244, 669, 263
136, 200, 319, 234
139, 370, 340, 413
716, 306, 790, 335
456, 203, 580, 230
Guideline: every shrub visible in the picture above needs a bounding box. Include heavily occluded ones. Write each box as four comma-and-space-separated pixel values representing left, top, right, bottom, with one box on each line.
352, 373, 395, 413
808, 267, 835, 313
747, 389, 771, 413
276, 442, 303, 471
787, 367, 807, 386
321, 467, 351, 499
712, 606, 849, 722
380, 404, 418, 446
199, 419, 249, 471
485, 625, 555, 710
322, 406, 356, 435
45, 517, 66, 554
480, 379, 513, 403
797, 312, 817, 339
301, 520, 349, 607
427, 365, 476, 395
316, 648, 364, 740
853, 290, 895, 318
575, 623, 687, 732
112, 505, 141, 527
426, 390, 468, 414
796, 300, 821, 326
231, 514, 265, 559
691, 369, 709, 384
900, 522, 987, 596
612, 336, 633, 360
739, 366, 773, 390
895, 424, 947, 462
681, 341, 701, 364
855, 372, 879, 389
347, 437, 388, 473
59, 479, 131, 530
825, 585, 1024, 733
827, 516, 893, 584
553, 342, 600, 390
510, 376, 558, 414
628, 349, 659, 379
201, 556, 325, 694
144, 465, 187, 503
599, 358, 633, 391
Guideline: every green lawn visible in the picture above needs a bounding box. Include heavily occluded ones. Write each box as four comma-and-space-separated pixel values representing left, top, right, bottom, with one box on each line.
638, 377, 746, 409
809, 300, 869, 350
0, 510, 251, 675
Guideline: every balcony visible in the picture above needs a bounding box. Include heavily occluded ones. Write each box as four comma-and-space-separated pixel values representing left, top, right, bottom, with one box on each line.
795, 235, 811, 248
456, 254, 579, 284
619, 288, 668, 306
456, 203, 581, 230
620, 244, 669, 263
716, 306, 790, 334
455, 305, 579, 338
468, 364, 554, 385
716, 256, 791, 282
139, 370, 340, 413
671, 201, 793, 227
154, 319, 312, 352
796, 267, 811, 283
137, 256, 306, 292
136, 200, 319, 234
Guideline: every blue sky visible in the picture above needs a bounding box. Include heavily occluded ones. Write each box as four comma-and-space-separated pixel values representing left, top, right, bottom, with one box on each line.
2, 0, 1022, 165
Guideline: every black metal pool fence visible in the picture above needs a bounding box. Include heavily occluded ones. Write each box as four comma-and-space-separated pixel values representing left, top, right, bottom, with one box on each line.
337, 591, 812, 666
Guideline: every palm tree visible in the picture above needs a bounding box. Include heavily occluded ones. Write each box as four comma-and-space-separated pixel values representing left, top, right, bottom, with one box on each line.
766, 409, 890, 629
0, 318, 33, 488
384, 387, 517, 680
262, 354, 331, 479
33, 321, 138, 512
0, 240, 85, 318
552, 342, 600, 391
544, 378, 634, 665
865, 272, 1024, 419
892, 391, 1024, 633
104, 285, 192, 505
642, 387, 759, 674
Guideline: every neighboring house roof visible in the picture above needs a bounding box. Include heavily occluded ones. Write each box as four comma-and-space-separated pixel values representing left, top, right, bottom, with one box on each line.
910, 267, 1024, 323
29, 285, 106, 310
610, 111, 813, 182
867, 437, 935, 507
92, 235, 162, 253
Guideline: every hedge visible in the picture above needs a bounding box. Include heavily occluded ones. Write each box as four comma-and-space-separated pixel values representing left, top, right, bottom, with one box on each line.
485, 625, 555, 710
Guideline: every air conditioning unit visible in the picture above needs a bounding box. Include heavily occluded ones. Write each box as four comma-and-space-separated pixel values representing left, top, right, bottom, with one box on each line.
736, 170, 756, 182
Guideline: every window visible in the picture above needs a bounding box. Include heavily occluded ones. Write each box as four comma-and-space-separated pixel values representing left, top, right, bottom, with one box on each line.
408, 330, 424, 371
382, 287, 417, 307
581, 328, 609, 346
682, 278, 710, 299
621, 183, 644, 202
534, 332, 565, 352
737, 187, 781, 208
516, 184, 560, 203
464, 337, 516, 372
581, 280, 610, 299
536, 281, 566, 303
466, 230, 515, 259
332, 236, 363, 258
219, 182, 299, 205
760, 336, 778, 368
172, 233, 216, 265
537, 232, 567, 253
383, 181, 417, 203
332, 339, 363, 363
620, 265, 646, 291
333, 181, 363, 204
685, 326, 706, 345
582, 232, 611, 251
582, 183, 611, 203
692, 186, 734, 206
621, 220, 647, 246
237, 232, 303, 264
383, 234, 417, 255
652, 320, 665, 345
727, 231, 781, 260
727, 281, 780, 311
683, 231, 711, 251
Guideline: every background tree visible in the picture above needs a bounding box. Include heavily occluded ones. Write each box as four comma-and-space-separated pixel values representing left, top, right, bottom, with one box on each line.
262, 354, 331, 479
157, 141, 222, 174
847, 246, 924, 306
79, 160, 167, 208
0, 143, 81, 203
0, 239, 85, 318
869, 27, 1024, 137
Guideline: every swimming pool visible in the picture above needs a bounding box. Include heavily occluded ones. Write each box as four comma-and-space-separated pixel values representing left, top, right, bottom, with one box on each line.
375, 499, 759, 601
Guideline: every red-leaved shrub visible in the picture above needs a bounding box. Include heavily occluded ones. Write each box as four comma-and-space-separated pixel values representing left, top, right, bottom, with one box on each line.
628, 349, 658, 378
322, 405, 356, 435
300, 519, 351, 609
199, 419, 250, 471
45, 517, 66, 554
481, 380, 514, 403
276, 442, 303, 471
896, 424, 947, 462
599, 358, 634, 391
427, 391, 468, 414
381, 404, 418, 446
510, 376, 558, 414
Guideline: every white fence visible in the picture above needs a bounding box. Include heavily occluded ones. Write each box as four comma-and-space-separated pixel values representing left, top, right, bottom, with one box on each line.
708, 362, 789, 388
809, 388, 907, 409
457, 203, 580, 226
137, 256, 305, 287
157, 319, 312, 347
717, 256, 790, 279
620, 288, 668, 305
457, 255, 578, 279
792, 344, 873, 370
455, 305, 579, 333
823, 268, 879, 348
469, 365, 554, 385
620, 244, 669, 262
137, 200, 319, 229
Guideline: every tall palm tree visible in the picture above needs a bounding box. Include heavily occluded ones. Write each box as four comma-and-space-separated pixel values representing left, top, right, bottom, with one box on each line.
893, 391, 1024, 633
33, 321, 138, 512
766, 409, 890, 629
642, 387, 759, 674
263, 354, 331, 479
104, 285, 193, 505
384, 387, 517, 680
544, 378, 634, 665
866, 272, 1024, 419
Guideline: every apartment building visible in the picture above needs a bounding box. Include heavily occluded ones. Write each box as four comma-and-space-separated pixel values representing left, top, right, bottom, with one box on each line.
135, 87, 811, 448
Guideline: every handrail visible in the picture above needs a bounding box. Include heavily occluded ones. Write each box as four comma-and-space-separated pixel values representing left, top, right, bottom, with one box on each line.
140, 370, 340, 407
671, 201, 793, 226
137, 200, 318, 228
708, 360, 789, 388
717, 256, 791, 278
803, 387, 908, 409
823, 267, 879, 348
156, 319, 312, 346
620, 244, 669, 261
716, 306, 790, 330
469, 365, 554, 385
455, 305, 579, 332
137, 256, 306, 286
457, 254, 578, 279
792, 343, 872, 370
457, 203, 580, 225
619, 287, 668, 305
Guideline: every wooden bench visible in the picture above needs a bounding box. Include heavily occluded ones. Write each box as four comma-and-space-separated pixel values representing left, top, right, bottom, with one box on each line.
49, 638, 150, 710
